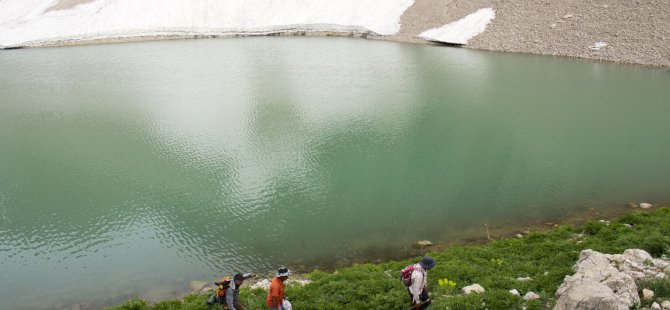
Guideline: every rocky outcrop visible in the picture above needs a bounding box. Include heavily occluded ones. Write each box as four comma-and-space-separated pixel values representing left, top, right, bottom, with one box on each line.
554, 249, 669, 310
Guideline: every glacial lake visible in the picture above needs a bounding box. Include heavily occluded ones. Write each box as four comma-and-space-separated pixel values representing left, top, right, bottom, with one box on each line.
1, 37, 670, 309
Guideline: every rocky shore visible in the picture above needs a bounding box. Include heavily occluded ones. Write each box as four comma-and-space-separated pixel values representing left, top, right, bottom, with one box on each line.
2, 0, 668, 67
394, 0, 670, 67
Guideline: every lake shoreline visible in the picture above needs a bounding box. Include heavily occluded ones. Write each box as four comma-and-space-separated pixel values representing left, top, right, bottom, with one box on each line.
104, 206, 670, 310
5, 29, 669, 69
4, 0, 669, 67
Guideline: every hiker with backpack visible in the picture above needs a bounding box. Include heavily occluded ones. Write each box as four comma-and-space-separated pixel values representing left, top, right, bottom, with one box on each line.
205, 276, 232, 308
225, 273, 257, 310
401, 256, 437, 310
266, 266, 291, 310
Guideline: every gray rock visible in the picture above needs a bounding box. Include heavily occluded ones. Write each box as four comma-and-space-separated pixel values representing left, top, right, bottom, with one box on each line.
643, 288, 655, 300
517, 276, 533, 282
562, 14, 573, 19
640, 203, 653, 209
524, 291, 541, 300
462, 284, 485, 295
660, 300, 670, 309
553, 249, 640, 310
509, 289, 520, 296
652, 302, 661, 310
415, 240, 434, 247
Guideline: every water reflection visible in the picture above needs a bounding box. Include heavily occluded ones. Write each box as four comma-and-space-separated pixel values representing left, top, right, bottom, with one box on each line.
1, 37, 669, 309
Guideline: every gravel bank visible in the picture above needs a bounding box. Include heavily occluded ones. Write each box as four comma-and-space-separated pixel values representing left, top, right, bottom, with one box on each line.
8, 0, 670, 67
397, 0, 670, 67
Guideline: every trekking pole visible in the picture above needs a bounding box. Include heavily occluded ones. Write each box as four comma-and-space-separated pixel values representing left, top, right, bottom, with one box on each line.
408, 299, 432, 310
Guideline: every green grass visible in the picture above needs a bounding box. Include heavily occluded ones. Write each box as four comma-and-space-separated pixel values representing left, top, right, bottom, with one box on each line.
107, 208, 670, 310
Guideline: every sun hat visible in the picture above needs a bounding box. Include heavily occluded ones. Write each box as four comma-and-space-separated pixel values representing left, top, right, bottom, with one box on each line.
419, 256, 437, 269
276, 267, 291, 277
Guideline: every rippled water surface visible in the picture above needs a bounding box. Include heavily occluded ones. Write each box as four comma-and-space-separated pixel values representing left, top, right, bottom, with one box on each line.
1, 37, 670, 309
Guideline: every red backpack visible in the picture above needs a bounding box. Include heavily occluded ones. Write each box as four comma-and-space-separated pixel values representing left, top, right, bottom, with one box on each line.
400, 265, 415, 286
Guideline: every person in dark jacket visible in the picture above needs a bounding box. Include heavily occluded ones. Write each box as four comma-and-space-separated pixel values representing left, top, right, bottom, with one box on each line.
225, 273, 257, 310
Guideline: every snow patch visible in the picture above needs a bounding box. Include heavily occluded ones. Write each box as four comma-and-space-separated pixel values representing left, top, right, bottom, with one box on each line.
0, 0, 415, 48
418, 8, 495, 45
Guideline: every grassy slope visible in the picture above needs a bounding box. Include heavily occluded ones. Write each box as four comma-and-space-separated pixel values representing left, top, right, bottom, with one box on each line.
109, 208, 670, 310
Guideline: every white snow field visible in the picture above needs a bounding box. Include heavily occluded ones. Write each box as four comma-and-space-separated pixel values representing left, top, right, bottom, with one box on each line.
418, 8, 495, 45
0, 0, 415, 48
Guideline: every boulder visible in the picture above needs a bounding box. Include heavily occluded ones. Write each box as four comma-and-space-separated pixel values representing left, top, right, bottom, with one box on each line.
640, 203, 653, 209
553, 250, 640, 310
661, 300, 670, 309
523, 291, 541, 300
652, 302, 662, 310
462, 284, 485, 295
509, 289, 520, 296
643, 288, 655, 300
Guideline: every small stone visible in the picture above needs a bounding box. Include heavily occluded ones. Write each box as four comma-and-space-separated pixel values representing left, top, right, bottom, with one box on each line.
549, 23, 557, 29
623, 223, 632, 228
643, 288, 655, 300
522, 230, 531, 235
517, 276, 533, 282
515, 234, 523, 239
462, 284, 485, 295
562, 14, 573, 19
589, 42, 608, 51
415, 240, 434, 247
660, 300, 670, 309
628, 203, 638, 208
509, 289, 520, 296
523, 291, 541, 300
640, 203, 653, 209
651, 302, 661, 310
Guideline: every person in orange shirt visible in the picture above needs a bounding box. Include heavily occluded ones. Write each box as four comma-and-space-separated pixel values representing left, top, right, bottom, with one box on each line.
266, 266, 290, 310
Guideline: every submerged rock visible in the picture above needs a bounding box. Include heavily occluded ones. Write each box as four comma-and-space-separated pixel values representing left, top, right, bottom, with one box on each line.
189, 281, 210, 293
462, 284, 485, 295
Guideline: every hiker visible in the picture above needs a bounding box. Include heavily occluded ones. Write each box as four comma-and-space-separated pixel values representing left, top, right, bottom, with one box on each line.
208, 276, 232, 307
403, 256, 436, 310
225, 273, 257, 310
266, 266, 290, 310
